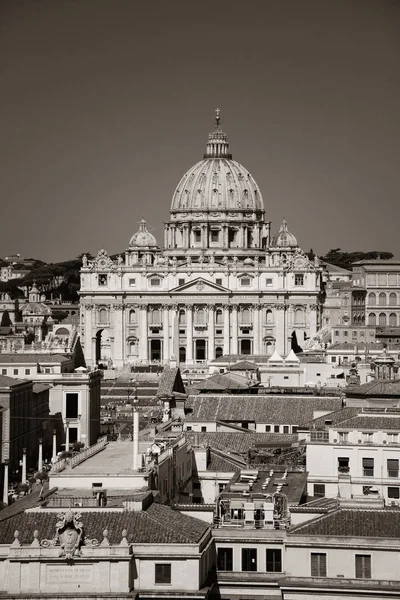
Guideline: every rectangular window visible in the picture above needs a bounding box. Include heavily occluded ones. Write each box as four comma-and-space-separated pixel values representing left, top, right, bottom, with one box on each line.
331, 356, 337, 363
355, 554, 371, 579
283, 426, 289, 434
24, 368, 30, 375
274, 425, 280, 433
311, 553, 327, 577
66, 392, 79, 419
387, 459, 399, 477
344, 331, 348, 337
211, 230, 219, 243
242, 548, 257, 572
217, 548, 233, 571
314, 484, 325, 498
387, 433, 398, 443
186, 426, 192, 431
295, 274, 304, 286
310, 431, 329, 442
150, 278, 161, 286
265, 278, 273, 286
266, 549, 282, 572
265, 425, 271, 432
1, 369, 6, 375
216, 278, 222, 285
194, 230, 201, 243
178, 278, 185, 286
388, 487, 400, 499
201, 426, 207, 432
98, 274, 108, 286
362, 432, 373, 443
129, 278, 136, 286
155, 563, 171, 584
363, 457, 374, 477
338, 457, 349, 473
240, 278, 251, 286
13, 368, 18, 375
338, 432, 348, 442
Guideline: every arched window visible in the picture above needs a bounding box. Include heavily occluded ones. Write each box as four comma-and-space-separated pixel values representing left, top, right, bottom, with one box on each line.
179, 309, 186, 325
294, 308, 304, 325
369, 313, 376, 326
265, 309, 273, 324
389, 292, 397, 306
98, 308, 108, 324
389, 313, 397, 327
215, 346, 223, 358
129, 340, 137, 354
215, 309, 223, 325
129, 310, 137, 324
379, 292, 387, 306
241, 308, 251, 324
379, 313, 387, 327
368, 292, 376, 306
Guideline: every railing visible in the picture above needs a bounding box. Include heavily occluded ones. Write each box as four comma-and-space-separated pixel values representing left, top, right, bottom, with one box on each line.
70, 436, 108, 468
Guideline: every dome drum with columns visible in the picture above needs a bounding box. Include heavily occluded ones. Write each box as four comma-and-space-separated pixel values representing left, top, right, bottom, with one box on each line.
80, 112, 322, 368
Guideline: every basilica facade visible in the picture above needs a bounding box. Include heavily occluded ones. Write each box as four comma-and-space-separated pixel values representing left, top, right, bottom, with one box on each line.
80, 114, 322, 368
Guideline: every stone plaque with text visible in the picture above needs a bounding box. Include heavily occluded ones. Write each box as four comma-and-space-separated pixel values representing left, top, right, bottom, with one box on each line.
46, 564, 93, 584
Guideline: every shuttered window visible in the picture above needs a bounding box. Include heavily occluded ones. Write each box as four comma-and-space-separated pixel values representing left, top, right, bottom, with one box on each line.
387, 459, 399, 478
355, 554, 371, 579
362, 458, 374, 476
311, 553, 327, 577
155, 564, 171, 584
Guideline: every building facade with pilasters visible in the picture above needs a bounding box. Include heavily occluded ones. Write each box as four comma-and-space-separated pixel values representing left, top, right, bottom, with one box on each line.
80, 113, 322, 368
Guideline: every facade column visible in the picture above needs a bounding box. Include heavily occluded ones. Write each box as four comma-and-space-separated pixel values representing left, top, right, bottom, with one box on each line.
186, 304, 193, 364
22, 448, 26, 483
253, 305, 260, 355
309, 304, 318, 339
202, 224, 208, 249
163, 305, 170, 361
139, 306, 148, 361
52, 429, 57, 463
170, 304, 179, 360
223, 305, 230, 355
208, 306, 215, 362
164, 224, 168, 248
65, 423, 70, 453
113, 304, 124, 367
38, 438, 43, 472
2, 461, 9, 505
274, 304, 286, 355
231, 306, 238, 355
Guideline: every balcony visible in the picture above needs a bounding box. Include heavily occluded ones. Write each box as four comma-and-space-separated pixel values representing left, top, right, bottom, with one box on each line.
149, 323, 163, 331
338, 466, 350, 474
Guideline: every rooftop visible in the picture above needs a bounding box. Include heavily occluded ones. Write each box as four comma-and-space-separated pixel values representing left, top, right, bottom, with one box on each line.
0, 502, 209, 545
290, 508, 400, 538
185, 395, 342, 425
346, 379, 400, 397
0, 353, 72, 364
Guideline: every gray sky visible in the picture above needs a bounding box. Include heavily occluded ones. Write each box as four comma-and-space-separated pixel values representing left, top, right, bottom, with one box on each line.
1, 0, 399, 262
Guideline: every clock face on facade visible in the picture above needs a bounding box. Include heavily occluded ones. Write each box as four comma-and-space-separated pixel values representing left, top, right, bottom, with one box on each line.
98, 258, 107, 268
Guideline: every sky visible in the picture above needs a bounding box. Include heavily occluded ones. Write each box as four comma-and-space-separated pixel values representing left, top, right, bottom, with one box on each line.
1, 0, 399, 262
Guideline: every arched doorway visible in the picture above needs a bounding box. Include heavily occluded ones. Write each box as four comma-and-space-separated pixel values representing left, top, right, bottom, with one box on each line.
215, 346, 223, 359
150, 339, 162, 361
240, 339, 251, 355
96, 329, 111, 364
179, 346, 186, 364
195, 339, 206, 360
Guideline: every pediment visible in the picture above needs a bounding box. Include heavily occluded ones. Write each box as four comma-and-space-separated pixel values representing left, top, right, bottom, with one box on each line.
170, 277, 230, 294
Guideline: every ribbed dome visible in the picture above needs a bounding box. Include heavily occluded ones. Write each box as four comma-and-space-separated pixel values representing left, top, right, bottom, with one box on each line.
171, 112, 264, 214
271, 219, 298, 248
129, 219, 158, 248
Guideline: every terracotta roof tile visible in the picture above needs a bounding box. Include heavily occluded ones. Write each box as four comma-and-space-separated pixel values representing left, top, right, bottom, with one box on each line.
290, 508, 400, 538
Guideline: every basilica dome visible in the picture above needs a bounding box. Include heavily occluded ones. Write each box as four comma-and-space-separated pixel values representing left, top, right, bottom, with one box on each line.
271, 219, 298, 248
170, 113, 264, 214
129, 219, 158, 248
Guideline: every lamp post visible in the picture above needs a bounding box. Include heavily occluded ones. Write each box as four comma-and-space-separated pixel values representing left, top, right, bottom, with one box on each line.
22, 448, 27, 484
52, 429, 57, 463
38, 438, 43, 472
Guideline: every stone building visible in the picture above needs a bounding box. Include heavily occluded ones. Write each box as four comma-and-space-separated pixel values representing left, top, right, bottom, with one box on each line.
80, 113, 322, 368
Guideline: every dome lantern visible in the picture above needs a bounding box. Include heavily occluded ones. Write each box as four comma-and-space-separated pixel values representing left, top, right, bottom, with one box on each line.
204, 109, 232, 159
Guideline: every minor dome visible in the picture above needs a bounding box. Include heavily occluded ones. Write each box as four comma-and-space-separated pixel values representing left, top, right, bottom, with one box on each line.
21, 302, 52, 316
170, 114, 264, 214
129, 219, 158, 248
271, 219, 298, 248
244, 257, 254, 265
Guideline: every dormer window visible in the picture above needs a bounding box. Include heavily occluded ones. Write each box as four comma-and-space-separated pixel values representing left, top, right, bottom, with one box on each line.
295, 274, 304, 286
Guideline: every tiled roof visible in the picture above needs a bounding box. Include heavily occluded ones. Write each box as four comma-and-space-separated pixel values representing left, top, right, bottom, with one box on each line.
210, 354, 271, 364
0, 353, 72, 364
301, 407, 359, 430
346, 379, 400, 397
229, 360, 258, 371
185, 395, 342, 425
207, 451, 241, 472
334, 414, 400, 431
352, 258, 400, 265
0, 503, 209, 545
194, 373, 250, 391
290, 508, 400, 538
0, 374, 27, 388
321, 261, 352, 274
186, 431, 297, 455
32, 383, 51, 394
157, 366, 186, 397
328, 342, 400, 351
0, 327, 13, 335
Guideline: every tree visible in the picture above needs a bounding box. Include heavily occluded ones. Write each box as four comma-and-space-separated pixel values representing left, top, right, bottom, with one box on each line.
0, 309, 12, 327
34, 470, 49, 500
